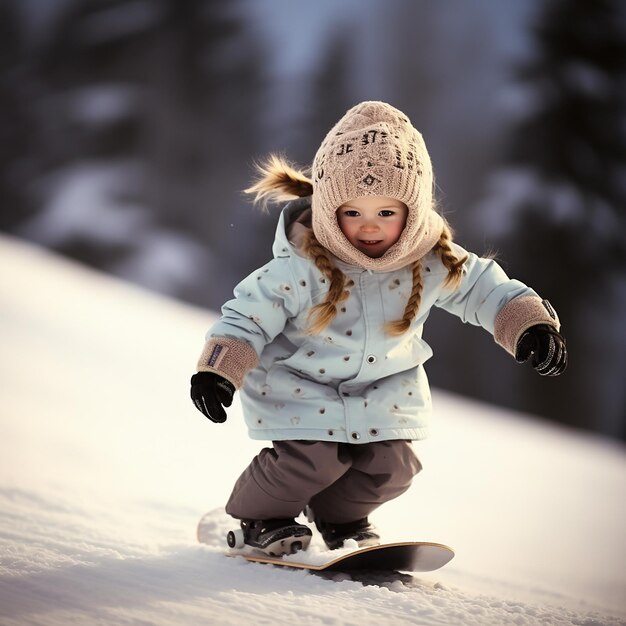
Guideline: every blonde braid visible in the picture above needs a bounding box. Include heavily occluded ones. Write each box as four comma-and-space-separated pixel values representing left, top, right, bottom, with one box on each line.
384, 260, 423, 336
303, 232, 350, 334
384, 220, 466, 336
434, 220, 467, 288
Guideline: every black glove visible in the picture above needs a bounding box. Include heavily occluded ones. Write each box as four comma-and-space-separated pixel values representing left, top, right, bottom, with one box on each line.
190, 372, 235, 423
515, 324, 568, 376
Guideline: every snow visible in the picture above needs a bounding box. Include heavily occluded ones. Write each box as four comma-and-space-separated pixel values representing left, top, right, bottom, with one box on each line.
68, 84, 141, 127
1, 233, 625, 626
17, 162, 213, 298
18, 162, 149, 246
72, 0, 164, 47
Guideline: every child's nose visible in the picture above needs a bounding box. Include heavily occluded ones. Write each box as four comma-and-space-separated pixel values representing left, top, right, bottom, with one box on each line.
360, 220, 380, 232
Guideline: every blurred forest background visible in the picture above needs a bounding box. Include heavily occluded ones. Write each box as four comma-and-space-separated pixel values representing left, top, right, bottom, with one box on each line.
2, 0, 625, 440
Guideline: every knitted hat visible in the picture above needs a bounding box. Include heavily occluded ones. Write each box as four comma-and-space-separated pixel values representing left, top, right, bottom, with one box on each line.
311, 101, 443, 271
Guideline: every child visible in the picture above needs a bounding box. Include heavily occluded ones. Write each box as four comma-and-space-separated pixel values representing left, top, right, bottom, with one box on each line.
190, 101, 567, 556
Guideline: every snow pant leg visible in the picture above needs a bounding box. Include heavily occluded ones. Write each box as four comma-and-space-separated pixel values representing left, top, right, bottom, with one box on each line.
225, 441, 352, 520
308, 440, 422, 523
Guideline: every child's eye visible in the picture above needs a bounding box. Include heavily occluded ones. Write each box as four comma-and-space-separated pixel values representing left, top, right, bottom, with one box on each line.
379, 210, 395, 217
343, 210, 360, 217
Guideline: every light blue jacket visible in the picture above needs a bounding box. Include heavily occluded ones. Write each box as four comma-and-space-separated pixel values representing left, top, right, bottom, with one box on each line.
203, 198, 542, 443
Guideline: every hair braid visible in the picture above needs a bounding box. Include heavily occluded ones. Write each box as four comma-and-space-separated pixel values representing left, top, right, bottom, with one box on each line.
303, 232, 350, 335
384, 260, 423, 336
244, 153, 313, 212
434, 220, 467, 288
384, 220, 465, 336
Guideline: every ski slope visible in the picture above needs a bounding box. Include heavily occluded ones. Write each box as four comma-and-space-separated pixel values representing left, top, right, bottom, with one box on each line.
1, 233, 625, 625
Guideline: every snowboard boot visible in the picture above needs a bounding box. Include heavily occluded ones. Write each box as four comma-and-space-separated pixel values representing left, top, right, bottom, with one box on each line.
305, 506, 380, 550
228, 518, 312, 556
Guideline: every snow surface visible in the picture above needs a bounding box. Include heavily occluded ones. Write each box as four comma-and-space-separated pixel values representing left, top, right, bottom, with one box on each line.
17, 162, 213, 298
1, 233, 625, 626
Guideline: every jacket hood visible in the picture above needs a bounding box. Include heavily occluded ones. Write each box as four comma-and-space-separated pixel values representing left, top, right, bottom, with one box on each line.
272, 197, 315, 260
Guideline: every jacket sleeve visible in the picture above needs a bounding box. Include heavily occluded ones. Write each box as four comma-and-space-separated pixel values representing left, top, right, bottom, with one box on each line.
196, 257, 302, 388
434, 245, 560, 356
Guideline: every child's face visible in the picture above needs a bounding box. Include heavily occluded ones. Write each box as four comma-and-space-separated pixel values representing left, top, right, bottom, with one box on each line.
337, 196, 408, 258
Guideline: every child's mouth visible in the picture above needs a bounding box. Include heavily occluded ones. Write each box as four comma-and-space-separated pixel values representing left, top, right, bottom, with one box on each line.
360, 240, 383, 246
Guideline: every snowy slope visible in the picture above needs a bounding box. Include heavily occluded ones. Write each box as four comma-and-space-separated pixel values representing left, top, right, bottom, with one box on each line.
1, 233, 625, 626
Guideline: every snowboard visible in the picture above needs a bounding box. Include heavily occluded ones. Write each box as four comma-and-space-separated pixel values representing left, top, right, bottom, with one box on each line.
225, 541, 454, 573
197, 510, 454, 573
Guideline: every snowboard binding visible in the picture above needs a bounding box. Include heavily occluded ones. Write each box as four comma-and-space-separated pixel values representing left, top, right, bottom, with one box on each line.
304, 505, 380, 550
226, 518, 312, 557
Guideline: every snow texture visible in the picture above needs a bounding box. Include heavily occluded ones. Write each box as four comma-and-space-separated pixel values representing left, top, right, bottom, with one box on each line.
17, 162, 213, 297
1, 233, 625, 626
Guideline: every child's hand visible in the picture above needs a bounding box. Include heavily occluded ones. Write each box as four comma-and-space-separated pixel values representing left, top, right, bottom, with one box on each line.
515, 324, 568, 376
190, 372, 235, 423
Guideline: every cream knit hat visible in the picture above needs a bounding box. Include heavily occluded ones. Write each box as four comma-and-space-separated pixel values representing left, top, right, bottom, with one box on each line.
311, 101, 443, 271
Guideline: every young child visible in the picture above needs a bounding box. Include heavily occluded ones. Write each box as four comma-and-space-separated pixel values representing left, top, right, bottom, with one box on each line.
190, 101, 567, 556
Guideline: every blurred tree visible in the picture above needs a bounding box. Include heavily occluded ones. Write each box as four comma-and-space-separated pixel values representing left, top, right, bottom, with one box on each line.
236, 24, 358, 284
364, 1, 524, 430
479, 0, 626, 438
7, 0, 267, 306
294, 24, 355, 167
0, 2, 38, 230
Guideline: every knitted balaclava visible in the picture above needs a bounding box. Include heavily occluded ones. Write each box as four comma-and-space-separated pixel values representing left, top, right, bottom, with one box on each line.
311, 101, 443, 271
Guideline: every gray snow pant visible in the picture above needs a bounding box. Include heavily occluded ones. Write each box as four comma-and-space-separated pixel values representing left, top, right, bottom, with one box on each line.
225, 440, 422, 523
